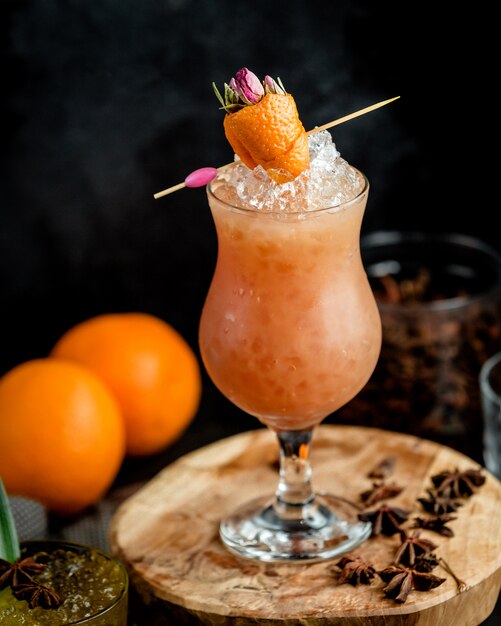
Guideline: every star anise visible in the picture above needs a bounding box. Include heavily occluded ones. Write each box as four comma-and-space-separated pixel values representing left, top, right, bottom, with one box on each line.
334, 554, 376, 586
394, 530, 437, 567
414, 553, 440, 572
360, 481, 403, 506
412, 514, 457, 537
358, 504, 409, 536
418, 489, 462, 515
0, 557, 45, 590
13, 582, 62, 609
431, 468, 485, 498
368, 456, 396, 479
378, 565, 446, 603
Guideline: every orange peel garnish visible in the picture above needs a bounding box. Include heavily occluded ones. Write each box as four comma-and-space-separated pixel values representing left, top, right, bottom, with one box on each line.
223, 93, 310, 184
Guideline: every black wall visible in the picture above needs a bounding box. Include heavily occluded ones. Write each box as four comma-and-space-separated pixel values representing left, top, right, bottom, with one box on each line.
1, 1, 493, 468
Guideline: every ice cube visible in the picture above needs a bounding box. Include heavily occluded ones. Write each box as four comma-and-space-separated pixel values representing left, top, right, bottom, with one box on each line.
216, 130, 363, 212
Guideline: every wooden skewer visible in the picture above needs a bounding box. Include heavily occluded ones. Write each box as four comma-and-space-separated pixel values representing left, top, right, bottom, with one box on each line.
305, 96, 400, 135
153, 96, 400, 200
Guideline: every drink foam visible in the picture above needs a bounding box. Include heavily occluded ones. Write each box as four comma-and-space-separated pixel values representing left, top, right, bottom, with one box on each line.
214, 131, 364, 212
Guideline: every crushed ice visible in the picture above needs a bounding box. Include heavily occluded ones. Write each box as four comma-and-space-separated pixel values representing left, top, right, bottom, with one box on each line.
218, 131, 364, 212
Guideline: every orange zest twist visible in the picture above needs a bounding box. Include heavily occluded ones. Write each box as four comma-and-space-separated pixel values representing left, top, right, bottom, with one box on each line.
223, 93, 310, 184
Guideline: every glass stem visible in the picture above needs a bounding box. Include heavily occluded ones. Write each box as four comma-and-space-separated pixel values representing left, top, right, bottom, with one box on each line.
274, 429, 315, 519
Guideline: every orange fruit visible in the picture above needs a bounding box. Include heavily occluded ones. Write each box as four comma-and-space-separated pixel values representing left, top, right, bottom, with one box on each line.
0, 358, 125, 514
223, 93, 310, 183
51, 313, 201, 456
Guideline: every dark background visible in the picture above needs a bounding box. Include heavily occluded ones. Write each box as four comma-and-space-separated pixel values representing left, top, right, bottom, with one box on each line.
1, 0, 494, 369
1, 2, 499, 623
0, 0, 495, 475
0, 0, 496, 469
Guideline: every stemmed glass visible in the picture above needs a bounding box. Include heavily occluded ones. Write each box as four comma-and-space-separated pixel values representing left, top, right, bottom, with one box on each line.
199, 167, 381, 561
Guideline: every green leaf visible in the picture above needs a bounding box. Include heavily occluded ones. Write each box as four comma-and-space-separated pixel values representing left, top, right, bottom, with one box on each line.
0, 478, 20, 562
223, 83, 238, 106
212, 82, 226, 108
277, 77, 287, 94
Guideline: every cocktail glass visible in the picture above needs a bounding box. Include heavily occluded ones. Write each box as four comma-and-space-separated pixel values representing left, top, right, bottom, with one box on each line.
199, 167, 381, 561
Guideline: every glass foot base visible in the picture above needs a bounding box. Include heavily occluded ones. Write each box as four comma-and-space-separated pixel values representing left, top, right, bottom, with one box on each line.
220, 494, 371, 562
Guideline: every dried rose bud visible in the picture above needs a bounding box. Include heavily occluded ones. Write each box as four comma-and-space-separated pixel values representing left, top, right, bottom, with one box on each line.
263, 75, 286, 95
229, 68, 264, 105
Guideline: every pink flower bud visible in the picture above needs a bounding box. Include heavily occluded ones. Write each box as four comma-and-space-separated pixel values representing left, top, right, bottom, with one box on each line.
231, 68, 264, 105
228, 77, 239, 95
263, 75, 286, 95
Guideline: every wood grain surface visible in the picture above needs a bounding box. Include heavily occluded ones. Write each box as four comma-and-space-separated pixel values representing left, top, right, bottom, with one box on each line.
110, 426, 501, 625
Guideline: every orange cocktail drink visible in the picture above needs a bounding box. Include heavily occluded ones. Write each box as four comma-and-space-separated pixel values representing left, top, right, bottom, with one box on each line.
200, 170, 380, 432
199, 69, 384, 561
199, 156, 381, 562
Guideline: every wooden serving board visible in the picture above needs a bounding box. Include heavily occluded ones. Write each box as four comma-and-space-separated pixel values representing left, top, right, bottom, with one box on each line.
110, 426, 501, 625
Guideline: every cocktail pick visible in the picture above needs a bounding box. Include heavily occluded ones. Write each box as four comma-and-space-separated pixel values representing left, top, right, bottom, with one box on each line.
153, 96, 400, 199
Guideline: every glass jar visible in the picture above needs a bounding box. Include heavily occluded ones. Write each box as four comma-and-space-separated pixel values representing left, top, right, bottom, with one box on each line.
0, 540, 128, 625
335, 231, 501, 462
